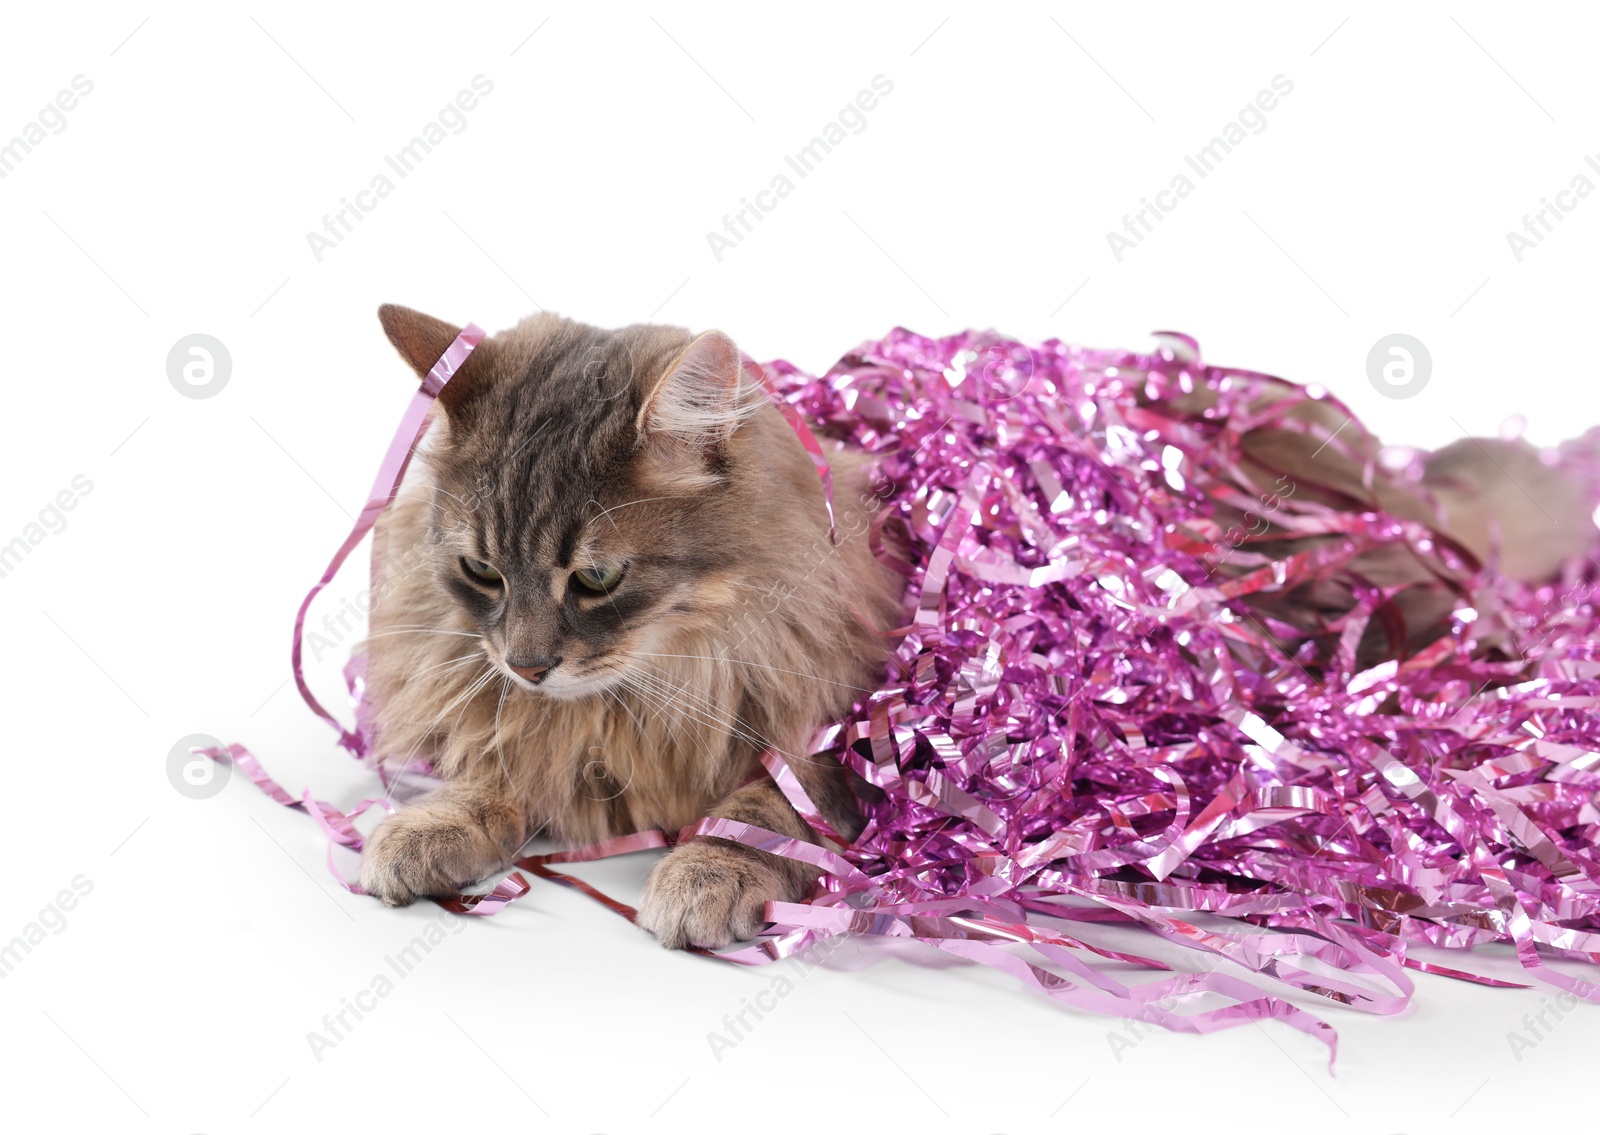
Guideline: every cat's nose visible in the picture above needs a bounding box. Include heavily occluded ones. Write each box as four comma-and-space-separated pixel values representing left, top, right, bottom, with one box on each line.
508, 658, 559, 684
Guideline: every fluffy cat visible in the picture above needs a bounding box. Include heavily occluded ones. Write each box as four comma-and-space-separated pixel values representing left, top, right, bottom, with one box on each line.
1167, 376, 1598, 662
358, 306, 905, 948
358, 306, 1593, 948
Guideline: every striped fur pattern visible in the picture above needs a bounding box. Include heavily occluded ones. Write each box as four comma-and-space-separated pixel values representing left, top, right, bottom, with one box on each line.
357, 306, 906, 948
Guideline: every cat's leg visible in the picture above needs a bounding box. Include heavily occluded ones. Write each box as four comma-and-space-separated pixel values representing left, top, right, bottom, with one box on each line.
636, 777, 826, 949
359, 773, 530, 906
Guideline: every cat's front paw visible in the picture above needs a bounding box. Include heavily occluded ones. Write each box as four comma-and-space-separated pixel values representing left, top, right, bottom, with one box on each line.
359, 809, 504, 907
636, 840, 797, 949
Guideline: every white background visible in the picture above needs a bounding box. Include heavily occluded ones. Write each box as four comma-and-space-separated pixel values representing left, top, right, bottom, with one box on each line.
2, 2, 1597, 1132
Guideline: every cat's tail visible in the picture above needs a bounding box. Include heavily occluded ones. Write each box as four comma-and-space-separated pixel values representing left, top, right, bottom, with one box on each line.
1421, 428, 1600, 583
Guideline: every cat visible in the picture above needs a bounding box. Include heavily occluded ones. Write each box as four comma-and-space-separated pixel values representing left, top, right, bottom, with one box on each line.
357, 305, 906, 948
357, 305, 1595, 948
1160, 374, 1599, 662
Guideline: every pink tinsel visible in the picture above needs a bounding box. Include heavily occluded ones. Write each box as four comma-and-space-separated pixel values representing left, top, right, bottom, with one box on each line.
212, 326, 1600, 1063
730, 327, 1600, 1058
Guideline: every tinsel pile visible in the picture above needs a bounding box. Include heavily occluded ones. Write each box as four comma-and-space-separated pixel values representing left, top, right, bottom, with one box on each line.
727, 328, 1600, 1058
213, 326, 1600, 1061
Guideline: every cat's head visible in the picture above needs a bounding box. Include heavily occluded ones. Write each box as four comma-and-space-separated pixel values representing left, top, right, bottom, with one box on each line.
378, 305, 774, 700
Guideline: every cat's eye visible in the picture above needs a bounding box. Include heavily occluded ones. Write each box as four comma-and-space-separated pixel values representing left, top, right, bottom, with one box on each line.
572, 563, 625, 594
461, 557, 503, 585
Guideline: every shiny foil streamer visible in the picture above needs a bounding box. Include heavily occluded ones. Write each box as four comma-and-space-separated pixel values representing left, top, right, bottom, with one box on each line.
211, 326, 1600, 1064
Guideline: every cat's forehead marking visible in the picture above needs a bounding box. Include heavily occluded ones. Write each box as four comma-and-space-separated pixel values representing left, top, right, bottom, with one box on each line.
431, 316, 717, 587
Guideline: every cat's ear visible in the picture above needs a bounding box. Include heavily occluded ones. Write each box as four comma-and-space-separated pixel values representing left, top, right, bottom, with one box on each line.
636, 331, 753, 452
378, 304, 462, 377
379, 304, 493, 415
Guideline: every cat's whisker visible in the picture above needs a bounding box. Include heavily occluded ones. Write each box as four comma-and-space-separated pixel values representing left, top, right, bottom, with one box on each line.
582, 690, 638, 802
600, 684, 647, 737
623, 665, 757, 743
393, 664, 497, 763
409, 652, 486, 682
585, 494, 677, 532
742, 590, 839, 620
615, 673, 704, 752
366, 625, 480, 635
445, 666, 503, 747
363, 627, 483, 640
620, 667, 774, 758
630, 650, 875, 693
614, 673, 716, 751
625, 659, 765, 733
624, 662, 742, 736
624, 670, 829, 777
628, 661, 834, 771
617, 664, 727, 724
492, 675, 514, 790
730, 579, 849, 619
404, 484, 475, 510
595, 690, 647, 798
